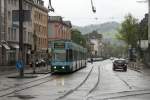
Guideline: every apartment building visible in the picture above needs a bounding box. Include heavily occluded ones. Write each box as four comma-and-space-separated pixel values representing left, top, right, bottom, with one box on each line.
0, 0, 48, 65
48, 16, 72, 41
30, 0, 48, 59
0, 0, 8, 65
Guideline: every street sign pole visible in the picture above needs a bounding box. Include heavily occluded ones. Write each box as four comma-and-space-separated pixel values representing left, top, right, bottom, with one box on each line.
148, 0, 150, 62
19, 0, 24, 77
148, 0, 150, 46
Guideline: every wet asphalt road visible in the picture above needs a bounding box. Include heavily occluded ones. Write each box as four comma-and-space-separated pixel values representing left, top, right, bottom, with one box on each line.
1, 59, 150, 100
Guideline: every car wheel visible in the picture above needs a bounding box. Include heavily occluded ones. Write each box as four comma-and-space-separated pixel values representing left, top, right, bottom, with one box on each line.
113, 67, 116, 71
123, 67, 127, 72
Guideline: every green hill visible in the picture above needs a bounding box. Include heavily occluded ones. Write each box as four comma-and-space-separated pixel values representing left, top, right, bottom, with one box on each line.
73, 21, 120, 39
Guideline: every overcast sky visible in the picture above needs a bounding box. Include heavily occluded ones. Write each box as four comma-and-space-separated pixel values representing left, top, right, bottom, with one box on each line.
44, 0, 148, 26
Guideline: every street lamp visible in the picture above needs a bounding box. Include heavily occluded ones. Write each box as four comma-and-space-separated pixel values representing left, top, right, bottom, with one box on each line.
91, 0, 96, 13
48, 0, 54, 12
148, 0, 150, 47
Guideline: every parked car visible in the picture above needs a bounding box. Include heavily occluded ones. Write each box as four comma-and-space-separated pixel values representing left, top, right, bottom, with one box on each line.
113, 59, 128, 72
40, 59, 46, 67
110, 57, 114, 60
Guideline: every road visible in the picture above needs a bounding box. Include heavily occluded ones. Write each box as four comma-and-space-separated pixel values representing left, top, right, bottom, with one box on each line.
1, 59, 150, 100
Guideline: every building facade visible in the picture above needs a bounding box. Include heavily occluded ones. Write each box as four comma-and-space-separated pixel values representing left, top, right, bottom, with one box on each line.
48, 16, 72, 41
6, 0, 33, 65
0, 0, 8, 65
85, 31, 103, 57
48, 16, 72, 52
0, 0, 48, 65
31, 0, 48, 59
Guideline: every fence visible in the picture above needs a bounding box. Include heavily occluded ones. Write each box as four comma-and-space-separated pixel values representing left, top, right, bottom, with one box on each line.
128, 61, 144, 72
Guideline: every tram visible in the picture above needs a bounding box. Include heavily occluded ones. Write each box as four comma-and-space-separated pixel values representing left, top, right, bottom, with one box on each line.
51, 40, 87, 73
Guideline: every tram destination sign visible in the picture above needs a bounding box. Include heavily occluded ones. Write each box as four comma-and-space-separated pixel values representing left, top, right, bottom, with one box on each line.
54, 42, 65, 49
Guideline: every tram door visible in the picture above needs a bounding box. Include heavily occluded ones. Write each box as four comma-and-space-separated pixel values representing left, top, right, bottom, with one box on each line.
66, 49, 73, 70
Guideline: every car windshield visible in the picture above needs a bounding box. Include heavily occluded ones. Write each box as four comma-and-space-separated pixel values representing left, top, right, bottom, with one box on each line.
115, 60, 126, 63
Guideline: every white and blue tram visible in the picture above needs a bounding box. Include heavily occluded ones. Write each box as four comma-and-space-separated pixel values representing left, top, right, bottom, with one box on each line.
51, 40, 87, 73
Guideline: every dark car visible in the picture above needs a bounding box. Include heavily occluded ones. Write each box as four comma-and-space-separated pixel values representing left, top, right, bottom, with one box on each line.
113, 59, 128, 72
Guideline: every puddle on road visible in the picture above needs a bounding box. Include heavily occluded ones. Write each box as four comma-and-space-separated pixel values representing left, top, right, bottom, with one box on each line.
54, 77, 65, 87
8, 94, 35, 99
57, 90, 66, 93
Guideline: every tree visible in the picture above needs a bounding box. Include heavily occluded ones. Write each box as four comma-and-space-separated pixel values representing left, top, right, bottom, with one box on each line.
139, 14, 148, 40
116, 14, 139, 47
71, 29, 87, 47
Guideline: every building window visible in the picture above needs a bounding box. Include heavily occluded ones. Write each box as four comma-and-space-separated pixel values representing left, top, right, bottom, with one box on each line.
28, 4, 32, 10
14, 28, 16, 40
8, 0, 11, 4
10, 0, 12, 5
14, 0, 17, 6
11, 28, 14, 40
12, 0, 14, 5
8, 11, 11, 20
23, 2, 27, 9
8, 27, 11, 40
23, 29, 26, 42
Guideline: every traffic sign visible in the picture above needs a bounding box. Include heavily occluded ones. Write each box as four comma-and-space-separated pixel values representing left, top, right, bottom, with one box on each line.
16, 60, 24, 70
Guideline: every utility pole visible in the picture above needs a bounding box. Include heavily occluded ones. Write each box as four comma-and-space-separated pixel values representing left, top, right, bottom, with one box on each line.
148, 0, 150, 48
19, 0, 24, 77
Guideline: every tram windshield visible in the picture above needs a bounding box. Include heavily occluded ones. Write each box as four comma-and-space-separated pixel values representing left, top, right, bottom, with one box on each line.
54, 53, 66, 61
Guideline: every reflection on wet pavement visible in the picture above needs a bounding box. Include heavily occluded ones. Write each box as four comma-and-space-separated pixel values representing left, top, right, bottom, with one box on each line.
1, 60, 150, 100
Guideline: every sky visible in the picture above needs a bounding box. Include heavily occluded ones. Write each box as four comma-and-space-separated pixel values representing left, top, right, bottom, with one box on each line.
44, 0, 148, 26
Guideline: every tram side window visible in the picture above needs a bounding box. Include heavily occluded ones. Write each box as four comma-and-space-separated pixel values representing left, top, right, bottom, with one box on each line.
66, 49, 73, 61
73, 50, 77, 61
80, 52, 82, 60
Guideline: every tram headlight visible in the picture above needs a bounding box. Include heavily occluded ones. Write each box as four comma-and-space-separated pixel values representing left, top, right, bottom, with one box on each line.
54, 66, 57, 69
62, 66, 65, 69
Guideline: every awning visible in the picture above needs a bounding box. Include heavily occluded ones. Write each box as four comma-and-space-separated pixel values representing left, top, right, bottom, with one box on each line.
10, 44, 19, 49
2, 44, 10, 50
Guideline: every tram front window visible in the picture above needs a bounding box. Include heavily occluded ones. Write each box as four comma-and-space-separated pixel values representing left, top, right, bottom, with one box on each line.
54, 53, 66, 61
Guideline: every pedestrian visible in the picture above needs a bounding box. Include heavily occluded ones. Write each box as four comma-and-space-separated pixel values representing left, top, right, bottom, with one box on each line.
91, 58, 93, 64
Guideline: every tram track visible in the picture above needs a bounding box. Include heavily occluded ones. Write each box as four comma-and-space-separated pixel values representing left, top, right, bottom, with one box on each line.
114, 72, 132, 90
0, 73, 57, 97
56, 64, 101, 100
56, 66, 94, 100
87, 88, 150, 100
86, 66, 101, 95
0, 73, 52, 92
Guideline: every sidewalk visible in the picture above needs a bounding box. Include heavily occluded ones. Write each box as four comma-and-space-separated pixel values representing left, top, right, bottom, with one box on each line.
128, 61, 144, 72
0, 65, 51, 76
128, 60, 150, 73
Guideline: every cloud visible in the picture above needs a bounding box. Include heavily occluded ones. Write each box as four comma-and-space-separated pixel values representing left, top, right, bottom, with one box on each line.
44, 0, 148, 26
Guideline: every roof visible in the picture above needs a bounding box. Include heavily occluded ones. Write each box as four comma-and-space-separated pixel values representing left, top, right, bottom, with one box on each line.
48, 16, 72, 27
52, 40, 87, 52
48, 16, 62, 22
25, 0, 48, 12
63, 21, 72, 28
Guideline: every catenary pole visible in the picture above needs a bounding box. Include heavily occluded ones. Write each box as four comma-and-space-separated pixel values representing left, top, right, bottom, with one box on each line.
19, 0, 24, 77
